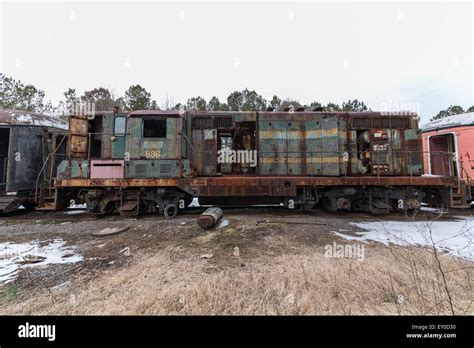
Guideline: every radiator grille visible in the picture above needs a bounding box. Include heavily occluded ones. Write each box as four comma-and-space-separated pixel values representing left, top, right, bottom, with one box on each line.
135, 163, 147, 177
193, 117, 213, 129
159, 163, 172, 176
214, 117, 233, 128
390, 117, 411, 129
351, 117, 410, 129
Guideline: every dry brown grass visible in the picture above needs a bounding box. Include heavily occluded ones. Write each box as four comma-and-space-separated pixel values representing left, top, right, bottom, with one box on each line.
1, 242, 472, 315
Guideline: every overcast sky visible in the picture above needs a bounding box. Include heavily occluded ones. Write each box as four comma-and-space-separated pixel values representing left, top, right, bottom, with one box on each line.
1, 1, 472, 124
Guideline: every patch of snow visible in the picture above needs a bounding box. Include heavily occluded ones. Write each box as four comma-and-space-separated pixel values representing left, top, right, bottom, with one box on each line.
33, 118, 68, 130
217, 219, 230, 229
335, 218, 473, 260
188, 198, 200, 207
14, 114, 33, 124
420, 207, 446, 214
64, 210, 86, 215
0, 239, 83, 284
11, 112, 68, 130
332, 231, 368, 242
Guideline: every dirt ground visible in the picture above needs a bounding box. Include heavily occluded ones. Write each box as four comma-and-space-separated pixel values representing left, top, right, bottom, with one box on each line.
0, 207, 472, 315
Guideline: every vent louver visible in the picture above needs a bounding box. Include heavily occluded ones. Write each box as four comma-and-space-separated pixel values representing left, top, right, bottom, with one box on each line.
135, 163, 147, 177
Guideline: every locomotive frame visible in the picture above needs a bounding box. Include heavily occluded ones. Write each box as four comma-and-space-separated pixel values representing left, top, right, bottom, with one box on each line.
47, 109, 469, 217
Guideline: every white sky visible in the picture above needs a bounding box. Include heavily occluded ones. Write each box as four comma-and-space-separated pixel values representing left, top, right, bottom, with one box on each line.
1, 1, 473, 123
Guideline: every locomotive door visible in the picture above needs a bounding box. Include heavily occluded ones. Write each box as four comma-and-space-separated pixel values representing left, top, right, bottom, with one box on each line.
191, 128, 217, 176
429, 134, 457, 177
370, 129, 391, 175
321, 117, 340, 176
267, 120, 288, 175
69, 115, 89, 159
7, 126, 44, 192
112, 115, 127, 159
0, 128, 10, 187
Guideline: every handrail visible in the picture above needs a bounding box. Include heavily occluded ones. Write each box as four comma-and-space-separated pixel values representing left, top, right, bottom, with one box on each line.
34, 135, 67, 203
458, 157, 473, 198
2, 157, 8, 184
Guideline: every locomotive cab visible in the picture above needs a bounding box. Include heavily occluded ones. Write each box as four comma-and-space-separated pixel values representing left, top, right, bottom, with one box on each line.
59, 109, 194, 216
124, 110, 190, 179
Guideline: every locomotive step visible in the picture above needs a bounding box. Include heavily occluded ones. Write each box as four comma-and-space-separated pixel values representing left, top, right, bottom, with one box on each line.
36, 202, 57, 211
119, 201, 139, 217
42, 197, 55, 202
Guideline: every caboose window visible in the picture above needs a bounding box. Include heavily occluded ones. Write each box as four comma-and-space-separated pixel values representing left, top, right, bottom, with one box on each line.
143, 119, 167, 138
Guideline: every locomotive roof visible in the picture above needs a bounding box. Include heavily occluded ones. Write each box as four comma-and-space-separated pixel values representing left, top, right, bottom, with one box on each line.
129, 110, 418, 117
422, 112, 474, 132
0, 109, 68, 130
260, 111, 418, 117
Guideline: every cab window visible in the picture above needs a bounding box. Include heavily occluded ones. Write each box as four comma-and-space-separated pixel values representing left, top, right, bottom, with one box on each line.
114, 116, 126, 135
143, 119, 167, 138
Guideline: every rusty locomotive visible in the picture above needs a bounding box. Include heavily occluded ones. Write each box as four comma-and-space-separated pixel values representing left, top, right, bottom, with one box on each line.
40, 109, 470, 217
0, 109, 67, 213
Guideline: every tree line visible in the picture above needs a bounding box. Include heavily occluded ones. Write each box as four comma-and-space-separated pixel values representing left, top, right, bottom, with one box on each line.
1, 73, 472, 121
0, 73, 369, 115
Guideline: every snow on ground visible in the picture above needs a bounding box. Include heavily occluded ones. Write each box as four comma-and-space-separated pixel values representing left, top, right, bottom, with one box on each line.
64, 210, 86, 215
188, 198, 200, 207
334, 217, 473, 260
217, 219, 230, 228
65, 202, 87, 214
0, 239, 83, 284
420, 206, 447, 214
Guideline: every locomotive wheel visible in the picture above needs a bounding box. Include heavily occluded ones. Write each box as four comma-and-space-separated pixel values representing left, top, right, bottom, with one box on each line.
164, 204, 178, 219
